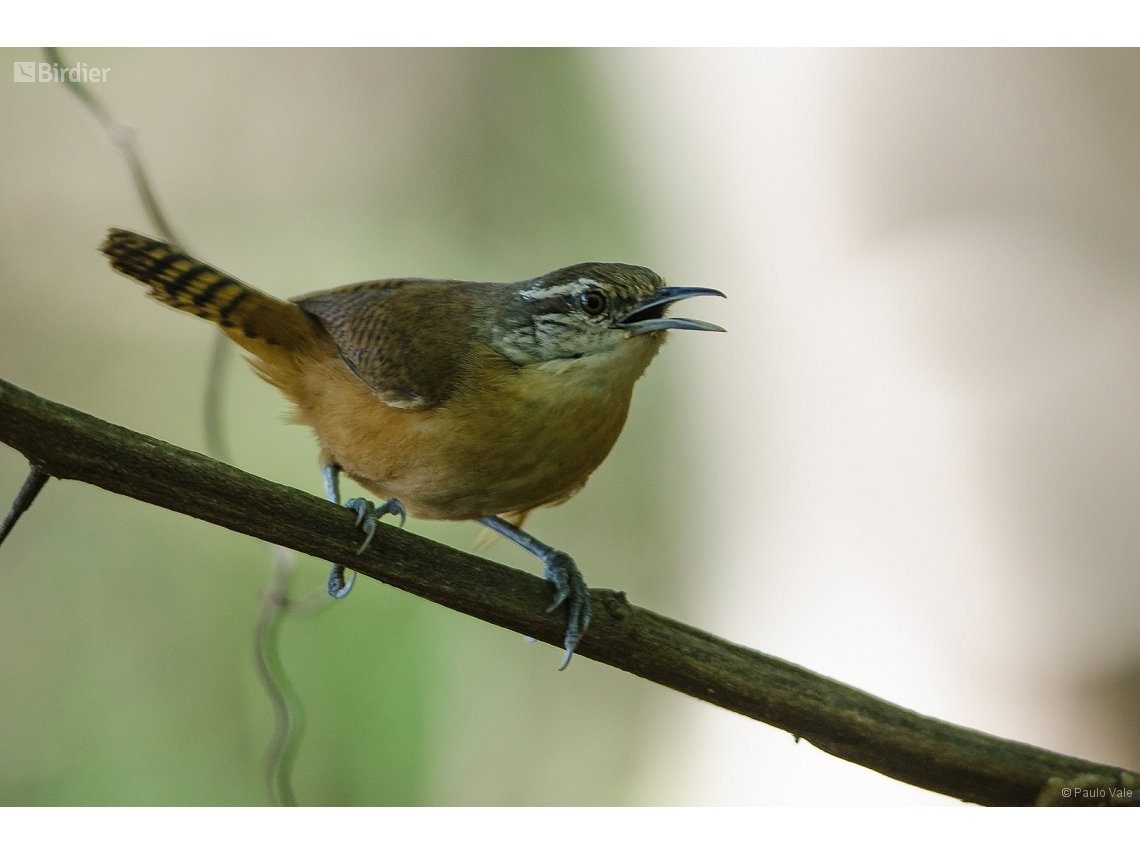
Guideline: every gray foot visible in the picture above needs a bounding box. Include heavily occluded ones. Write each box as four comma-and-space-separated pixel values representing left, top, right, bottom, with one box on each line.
543, 550, 592, 670
327, 497, 407, 599
477, 515, 592, 669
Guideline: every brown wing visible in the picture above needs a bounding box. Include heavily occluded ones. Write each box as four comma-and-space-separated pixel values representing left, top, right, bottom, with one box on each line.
294, 280, 477, 410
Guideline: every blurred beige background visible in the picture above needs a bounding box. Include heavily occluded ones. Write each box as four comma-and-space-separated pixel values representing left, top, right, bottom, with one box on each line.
1, 48, 1138, 805
603, 48, 1140, 803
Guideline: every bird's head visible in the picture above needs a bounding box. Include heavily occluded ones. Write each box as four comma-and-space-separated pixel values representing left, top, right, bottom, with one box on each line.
487, 262, 725, 365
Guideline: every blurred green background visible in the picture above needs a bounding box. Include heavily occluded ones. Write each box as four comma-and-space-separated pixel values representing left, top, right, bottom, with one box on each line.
0, 48, 694, 805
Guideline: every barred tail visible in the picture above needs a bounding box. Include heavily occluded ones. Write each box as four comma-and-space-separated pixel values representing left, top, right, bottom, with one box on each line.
101, 228, 318, 356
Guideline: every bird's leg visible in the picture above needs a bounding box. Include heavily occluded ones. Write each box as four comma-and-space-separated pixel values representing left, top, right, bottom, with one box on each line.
323, 462, 406, 599
478, 515, 592, 670
0, 465, 50, 549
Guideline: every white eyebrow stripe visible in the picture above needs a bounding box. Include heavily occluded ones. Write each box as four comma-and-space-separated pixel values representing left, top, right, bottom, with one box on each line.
519, 278, 600, 301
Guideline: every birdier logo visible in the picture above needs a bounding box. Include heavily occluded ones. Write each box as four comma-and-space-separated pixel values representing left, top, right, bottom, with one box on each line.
13, 60, 110, 83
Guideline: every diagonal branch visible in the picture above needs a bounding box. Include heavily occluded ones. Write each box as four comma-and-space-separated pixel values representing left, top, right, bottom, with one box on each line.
1, 375, 1137, 807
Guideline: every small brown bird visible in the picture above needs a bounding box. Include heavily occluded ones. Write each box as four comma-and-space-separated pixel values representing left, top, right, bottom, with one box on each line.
101, 228, 724, 667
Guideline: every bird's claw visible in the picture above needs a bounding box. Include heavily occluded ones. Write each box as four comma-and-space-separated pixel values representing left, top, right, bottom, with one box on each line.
345, 496, 407, 554
543, 550, 592, 670
327, 496, 407, 598
327, 564, 355, 599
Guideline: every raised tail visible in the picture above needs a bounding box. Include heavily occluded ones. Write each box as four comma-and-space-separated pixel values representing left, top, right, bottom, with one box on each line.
101, 228, 320, 357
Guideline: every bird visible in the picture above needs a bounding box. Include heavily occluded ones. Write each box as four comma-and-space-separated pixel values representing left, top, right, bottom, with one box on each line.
101, 228, 725, 668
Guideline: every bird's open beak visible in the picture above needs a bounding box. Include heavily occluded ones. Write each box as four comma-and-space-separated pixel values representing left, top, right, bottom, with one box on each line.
618, 286, 727, 335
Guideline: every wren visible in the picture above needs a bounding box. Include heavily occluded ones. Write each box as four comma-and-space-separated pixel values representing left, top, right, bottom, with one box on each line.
101, 228, 725, 667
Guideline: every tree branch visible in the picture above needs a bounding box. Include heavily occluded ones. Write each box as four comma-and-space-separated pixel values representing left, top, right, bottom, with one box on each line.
1, 375, 1136, 806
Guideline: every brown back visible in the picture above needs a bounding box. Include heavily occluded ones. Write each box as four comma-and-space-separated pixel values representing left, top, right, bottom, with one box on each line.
295, 280, 479, 410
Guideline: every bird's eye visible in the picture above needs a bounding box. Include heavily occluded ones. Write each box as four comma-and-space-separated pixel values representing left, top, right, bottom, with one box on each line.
579, 291, 607, 316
